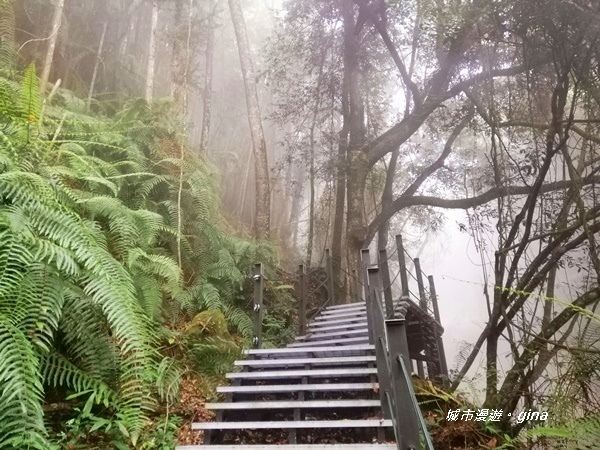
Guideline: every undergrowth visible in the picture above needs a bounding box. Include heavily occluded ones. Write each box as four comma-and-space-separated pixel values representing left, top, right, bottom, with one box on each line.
0, 64, 294, 449
415, 379, 600, 449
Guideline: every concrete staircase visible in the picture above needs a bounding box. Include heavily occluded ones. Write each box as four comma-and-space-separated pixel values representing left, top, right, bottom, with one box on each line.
179, 301, 396, 449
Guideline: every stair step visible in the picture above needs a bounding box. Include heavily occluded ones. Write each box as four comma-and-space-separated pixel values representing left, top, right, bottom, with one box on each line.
226, 367, 377, 379
305, 322, 367, 333
309, 317, 368, 328
205, 399, 380, 410
217, 382, 378, 394
179, 445, 396, 449
296, 328, 368, 341
313, 316, 367, 325
234, 356, 375, 367
321, 306, 366, 315
243, 344, 374, 356
325, 302, 366, 311
190, 419, 392, 430
288, 336, 369, 347
314, 311, 367, 321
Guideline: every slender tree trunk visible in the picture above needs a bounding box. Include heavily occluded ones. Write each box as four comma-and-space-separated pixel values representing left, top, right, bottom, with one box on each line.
145, 0, 159, 102
170, 0, 185, 108
307, 45, 327, 266
176, 0, 194, 268
307, 136, 316, 265
228, 0, 271, 239
238, 145, 253, 228
200, 11, 215, 154
288, 164, 305, 249
86, 22, 107, 111
40, 0, 66, 93
378, 148, 399, 249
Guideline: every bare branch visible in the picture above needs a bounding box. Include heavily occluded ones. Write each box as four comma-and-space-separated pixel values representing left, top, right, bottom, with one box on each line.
365, 175, 600, 245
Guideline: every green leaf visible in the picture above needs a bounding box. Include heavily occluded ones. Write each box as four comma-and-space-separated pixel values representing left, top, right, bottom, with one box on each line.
82, 392, 95, 416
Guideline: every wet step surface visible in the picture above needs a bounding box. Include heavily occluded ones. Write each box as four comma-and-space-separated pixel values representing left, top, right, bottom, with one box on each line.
181, 301, 393, 448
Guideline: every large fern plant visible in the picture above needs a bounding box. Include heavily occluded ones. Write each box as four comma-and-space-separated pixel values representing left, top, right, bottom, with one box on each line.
0, 65, 159, 448
0, 64, 278, 448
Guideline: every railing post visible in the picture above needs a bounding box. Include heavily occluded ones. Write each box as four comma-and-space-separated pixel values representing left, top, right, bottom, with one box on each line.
427, 275, 441, 323
360, 249, 374, 345
252, 263, 264, 349
298, 264, 307, 336
386, 319, 421, 450
395, 235, 410, 299
325, 249, 336, 306
352, 269, 360, 302
414, 258, 427, 311
367, 267, 391, 421
378, 249, 394, 319
428, 275, 449, 379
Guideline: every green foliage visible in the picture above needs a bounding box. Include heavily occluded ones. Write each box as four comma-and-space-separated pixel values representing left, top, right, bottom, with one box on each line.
0, 0, 15, 75
0, 66, 281, 448
498, 414, 600, 450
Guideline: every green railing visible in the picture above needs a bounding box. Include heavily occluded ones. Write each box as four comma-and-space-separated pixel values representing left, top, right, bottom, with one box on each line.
366, 261, 435, 450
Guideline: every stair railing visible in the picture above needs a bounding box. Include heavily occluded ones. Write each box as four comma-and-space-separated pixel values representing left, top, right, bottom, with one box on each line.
365, 263, 435, 450
252, 263, 264, 348
305, 249, 336, 322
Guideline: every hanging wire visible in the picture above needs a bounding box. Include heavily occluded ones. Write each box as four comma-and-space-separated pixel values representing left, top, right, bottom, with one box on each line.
308, 295, 332, 322
308, 276, 330, 296
385, 267, 402, 291
406, 269, 432, 297
377, 245, 400, 264
331, 259, 361, 282
403, 247, 434, 282
403, 248, 415, 263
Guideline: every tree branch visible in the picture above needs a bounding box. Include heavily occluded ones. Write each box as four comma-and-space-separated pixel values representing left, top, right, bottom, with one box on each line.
365, 174, 600, 246
402, 110, 473, 199
365, 60, 546, 167
498, 288, 600, 413
353, 0, 422, 108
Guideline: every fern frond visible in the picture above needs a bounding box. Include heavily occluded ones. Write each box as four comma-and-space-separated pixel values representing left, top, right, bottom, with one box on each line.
17, 64, 41, 122
156, 357, 182, 404
58, 288, 118, 381
0, 315, 47, 448
0, 0, 16, 75
40, 352, 116, 407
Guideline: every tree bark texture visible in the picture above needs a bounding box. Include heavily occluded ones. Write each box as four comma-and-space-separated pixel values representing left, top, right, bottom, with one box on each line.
200, 18, 215, 154
145, 0, 158, 102
170, 0, 185, 108
377, 148, 399, 250
86, 21, 107, 111
40, 0, 66, 93
228, 0, 271, 239
331, 0, 368, 302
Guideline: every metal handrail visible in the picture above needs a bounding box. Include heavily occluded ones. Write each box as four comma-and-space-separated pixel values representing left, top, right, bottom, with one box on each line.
370, 286, 435, 450
397, 354, 435, 450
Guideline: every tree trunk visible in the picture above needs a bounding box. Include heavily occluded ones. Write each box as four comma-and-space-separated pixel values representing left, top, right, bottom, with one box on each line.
40, 0, 66, 93
288, 164, 305, 249
331, 0, 355, 303
228, 0, 271, 239
341, 0, 367, 287
170, 0, 185, 108
200, 7, 215, 154
378, 148, 399, 249
307, 135, 316, 265
145, 0, 158, 102
86, 22, 107, 111
306, 47, 326, 266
